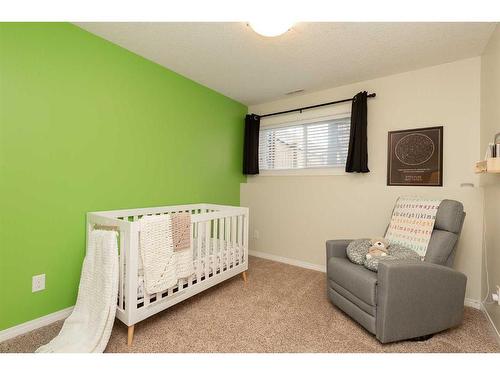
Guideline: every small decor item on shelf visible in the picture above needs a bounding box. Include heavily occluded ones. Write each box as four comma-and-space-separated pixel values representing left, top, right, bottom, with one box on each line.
496, 132, 500, 157
387, 126, 443, 186
488, 143, 496, 158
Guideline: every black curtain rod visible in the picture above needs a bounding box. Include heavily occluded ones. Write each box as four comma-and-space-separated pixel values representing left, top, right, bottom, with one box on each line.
259, 92, 376, 118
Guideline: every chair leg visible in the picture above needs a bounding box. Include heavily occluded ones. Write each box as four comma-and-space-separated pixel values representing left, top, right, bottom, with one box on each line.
241, 271, 248, 284
127, 325, 135, 346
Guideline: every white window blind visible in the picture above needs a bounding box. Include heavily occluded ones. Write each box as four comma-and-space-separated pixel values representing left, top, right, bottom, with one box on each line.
259, 116, 351, 170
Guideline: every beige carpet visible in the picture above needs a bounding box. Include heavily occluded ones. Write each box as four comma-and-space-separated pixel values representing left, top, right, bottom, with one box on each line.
1, 256, 499, 353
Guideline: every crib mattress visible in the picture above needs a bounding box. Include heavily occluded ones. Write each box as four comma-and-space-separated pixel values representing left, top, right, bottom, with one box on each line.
136, 239, 242, 299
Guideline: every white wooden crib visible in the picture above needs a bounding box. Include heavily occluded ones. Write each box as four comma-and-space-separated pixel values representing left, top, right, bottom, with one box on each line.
87, 203, 249, 346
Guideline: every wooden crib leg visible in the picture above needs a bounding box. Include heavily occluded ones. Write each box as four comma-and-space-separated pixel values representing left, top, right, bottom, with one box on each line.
127, 325, 135, 346
241, 271, 248, 285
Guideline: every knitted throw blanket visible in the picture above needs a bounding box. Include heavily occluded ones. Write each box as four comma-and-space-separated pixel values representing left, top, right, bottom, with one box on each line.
385, 196, 441, 258
139, 214, 194, 294
36, 230, 119, 353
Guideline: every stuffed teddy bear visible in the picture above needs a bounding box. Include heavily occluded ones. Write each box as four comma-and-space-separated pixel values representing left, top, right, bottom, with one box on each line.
365, 237, 390, 260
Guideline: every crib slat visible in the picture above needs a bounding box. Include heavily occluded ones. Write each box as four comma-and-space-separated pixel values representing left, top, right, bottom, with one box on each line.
214, 218, 219, 274
231, 216, 236, 268
204, 220, 210, 279
225, 217, 230, 271
196, 222, 202, 282
219, 218, 224, 272
234, 216, 238, 265
188, 221, 194, 287
221, 218, 225, 272
237, 215, 243, 264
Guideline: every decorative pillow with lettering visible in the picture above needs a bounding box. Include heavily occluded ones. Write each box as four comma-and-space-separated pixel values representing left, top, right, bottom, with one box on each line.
385, 196, 441, 258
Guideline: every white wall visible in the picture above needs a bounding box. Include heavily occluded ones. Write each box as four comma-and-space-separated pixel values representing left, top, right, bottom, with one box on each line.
241, 57, 483, 302
480, 25, 500, 331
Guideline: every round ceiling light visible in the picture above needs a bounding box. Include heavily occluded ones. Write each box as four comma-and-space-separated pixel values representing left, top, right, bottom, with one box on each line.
248, 20, 294, 37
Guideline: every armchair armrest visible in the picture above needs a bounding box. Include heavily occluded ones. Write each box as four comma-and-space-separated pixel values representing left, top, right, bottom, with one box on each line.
326, 239, 352, 261
376, 260, 467, 343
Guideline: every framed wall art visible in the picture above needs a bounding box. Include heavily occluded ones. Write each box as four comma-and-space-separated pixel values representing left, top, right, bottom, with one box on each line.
387, 126, 443, 186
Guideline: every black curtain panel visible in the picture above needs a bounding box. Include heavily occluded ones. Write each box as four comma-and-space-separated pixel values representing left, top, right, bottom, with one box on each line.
243, 114, 260, 175
345, 91, 370, 173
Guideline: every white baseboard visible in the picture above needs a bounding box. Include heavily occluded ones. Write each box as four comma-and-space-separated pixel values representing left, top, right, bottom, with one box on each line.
481, 303, 500, 345
464, 298, 481, 309
249, 250, 326, 273
0, 306, 73, 343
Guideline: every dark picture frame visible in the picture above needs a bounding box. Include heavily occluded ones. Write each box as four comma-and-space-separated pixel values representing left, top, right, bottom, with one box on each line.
387, 126, 443, 186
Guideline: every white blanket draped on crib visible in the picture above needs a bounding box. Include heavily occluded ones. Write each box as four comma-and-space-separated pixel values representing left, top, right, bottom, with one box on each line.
36, 230, 119, 353
139, 214, 194, 295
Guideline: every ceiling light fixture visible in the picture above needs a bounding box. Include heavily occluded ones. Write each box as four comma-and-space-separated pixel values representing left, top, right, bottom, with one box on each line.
248, 20, 294, 37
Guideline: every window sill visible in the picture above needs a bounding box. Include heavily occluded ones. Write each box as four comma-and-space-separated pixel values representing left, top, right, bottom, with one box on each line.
256, 168, 347, 177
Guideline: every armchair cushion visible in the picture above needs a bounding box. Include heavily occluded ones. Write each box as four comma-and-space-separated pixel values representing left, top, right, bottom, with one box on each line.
364, 244, 421, 271
327, 257, 378, 306
424, 230, 459, 265
434, 199, 464, 233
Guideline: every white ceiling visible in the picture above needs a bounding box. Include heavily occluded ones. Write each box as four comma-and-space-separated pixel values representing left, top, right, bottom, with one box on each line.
76, 22, 496, 105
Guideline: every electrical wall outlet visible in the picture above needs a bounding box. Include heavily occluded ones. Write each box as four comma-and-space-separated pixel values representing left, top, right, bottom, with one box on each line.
253, 230, 260, 240
492, 285, 500, 305
32, 274, 45, 293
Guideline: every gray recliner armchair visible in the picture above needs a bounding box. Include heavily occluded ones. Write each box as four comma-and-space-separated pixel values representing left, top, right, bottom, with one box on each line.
326, 199, 467, 343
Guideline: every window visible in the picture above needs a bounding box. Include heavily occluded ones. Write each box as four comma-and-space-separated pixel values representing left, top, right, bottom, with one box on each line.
258, 115, 351, 171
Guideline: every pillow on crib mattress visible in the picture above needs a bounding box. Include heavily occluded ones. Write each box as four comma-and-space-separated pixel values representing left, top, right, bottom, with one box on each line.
346, 239, 371, 265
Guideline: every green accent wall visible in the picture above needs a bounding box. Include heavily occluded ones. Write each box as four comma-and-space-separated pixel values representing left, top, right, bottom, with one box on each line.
0, 23, 247, 330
